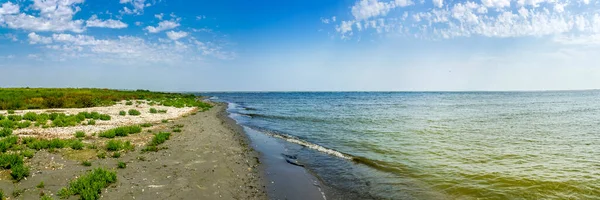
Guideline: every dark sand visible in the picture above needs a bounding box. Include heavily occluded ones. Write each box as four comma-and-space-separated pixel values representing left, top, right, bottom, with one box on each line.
0, 104, 266, 199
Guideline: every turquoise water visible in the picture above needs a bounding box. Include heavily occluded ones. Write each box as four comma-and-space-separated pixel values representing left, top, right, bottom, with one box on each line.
205, 92, 600, 199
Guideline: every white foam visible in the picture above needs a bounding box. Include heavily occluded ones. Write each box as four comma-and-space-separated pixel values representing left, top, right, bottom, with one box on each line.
261, 131, 352, 160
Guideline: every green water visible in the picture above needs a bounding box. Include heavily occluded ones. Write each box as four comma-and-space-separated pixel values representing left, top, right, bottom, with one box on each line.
211, 92, 600, 199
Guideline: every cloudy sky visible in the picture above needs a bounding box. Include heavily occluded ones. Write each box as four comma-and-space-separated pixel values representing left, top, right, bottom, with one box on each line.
1, 0, 599, 91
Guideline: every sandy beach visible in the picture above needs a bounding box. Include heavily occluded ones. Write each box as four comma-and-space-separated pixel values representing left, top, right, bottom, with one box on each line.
0, 104, 266, 199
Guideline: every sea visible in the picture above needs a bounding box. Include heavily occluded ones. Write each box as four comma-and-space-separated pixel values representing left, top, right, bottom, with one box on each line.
202, 91, 600, 199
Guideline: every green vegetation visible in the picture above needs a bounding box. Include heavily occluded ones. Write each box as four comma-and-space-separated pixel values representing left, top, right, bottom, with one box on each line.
0, 189, 3, 200
57, 168, 117, 200
161, 119, 169, 123
125, 101, 133, 105
96, 152, 106, 159
0, 153, 29, 181
75, 131, 86, 138
21, 150, 35, 158
105, 140, 123, 151
0, 136, 18, 152
40, 194, 53, 200
7, 110, 15, 114
99, 125, 142, 138
140, 123, 153, 127
37, 181, 45, 188
158, 109, 167, 113
71, 140, 84, 150
128, 109, 141, 116
149, 108, 158, 113
87, 119, 96, 125
81, 161, 92, 166
111, 152, 120, 158
143, 132, 171, 152
119, 111, 126, 116
172, 128, 182, 133
22, 138, 81, 151
0, 128, 12, 137
99, 114, 111, 121
117, 162, 126, 169
0, 88, 205, 110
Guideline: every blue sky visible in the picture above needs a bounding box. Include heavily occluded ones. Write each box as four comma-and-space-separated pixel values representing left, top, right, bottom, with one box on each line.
1, 0, 600, 91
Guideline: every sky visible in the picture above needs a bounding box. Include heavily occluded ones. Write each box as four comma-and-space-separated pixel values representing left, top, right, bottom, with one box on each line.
1, 0, 600, 91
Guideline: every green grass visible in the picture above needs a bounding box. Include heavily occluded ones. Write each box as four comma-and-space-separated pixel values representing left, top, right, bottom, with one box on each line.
99, 125, 142, 138
96, 152, 106, 159
0, 136, 18, 152
7, 110, 15, 114
99, 114, 111, 121
87, 119, 96, 125
0, 88, 201, 110
172, 128, 181, 132
0, 128, 12, 137
81, 161, 92, 166
57, 168, 117, 200
149, 108, 158, 114
140, 123, 153, 127
17, 121, 31, 128
119, 111, 126, 116
23, 138, 79, 150
125, 101, 133, 105
71, 140, 84, 150
23, 112, 38, 121
143, 132, 171, 152
40, 194, 53, 200
111, 152, 121, 158
75, 131, 86, 138
128, 109, 141, 116
117, 162, 126, 169
161, 119, 169, 123
158, 109, 167, 113
37, 181, 45, 188
0, 153, 30, 181
21, 149, 35, 158
105, 140, 123, 151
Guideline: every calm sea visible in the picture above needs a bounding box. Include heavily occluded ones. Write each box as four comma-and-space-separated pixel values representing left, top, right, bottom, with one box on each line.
203, 91, 600, 199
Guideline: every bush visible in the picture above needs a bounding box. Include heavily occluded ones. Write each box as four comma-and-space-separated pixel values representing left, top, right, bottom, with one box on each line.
99, 126, 142, 138
17, 121, 31, 128
23, 112, 38, 121
128, 109, 141, 116
117, 162, 126, 169
125, 101, 133, 105
161, 119, 169, 123
149, 108, 157, 114
60, 168, 117, 200
0, 119, 14, 129
140, 123, 153, 127
119, 111, 126, 116
75, 131, 85, 138
37, 181, 45, 188
0, 136, 18, 152
82, 161, 92, 166
7, 115, 21, 121
0, 128, 12, 137
7, 110, 15, 114
87, 119, 96, 125
71, 140, 84, 150
41, 194, 53, 200
105, 140, 123, 151
10, 163, 29, 181
172, 128, 181, 133
21, 150, 35, 158
158, 110, 167, 113
97, 152, 106, 159
111, 152, 121, 158
0, 153, 23, 169
99, 114, 111, 121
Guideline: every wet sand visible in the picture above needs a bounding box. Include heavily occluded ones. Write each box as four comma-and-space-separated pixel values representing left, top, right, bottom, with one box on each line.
0, 104, 266, 199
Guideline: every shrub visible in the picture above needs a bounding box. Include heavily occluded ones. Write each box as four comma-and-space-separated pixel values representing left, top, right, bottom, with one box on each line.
37, 181, 45, 188
158, 110, 167, 113
23, 112, 38, 121
81, 161, 92, 166
87, 119, 96, 125
10, 163, 29, 181
97, 152, 106, 159
141, 145, 159, 152
119, 111, 126, 116
172, 128, 181, 133
125, 101, 133, 105
150, 132, 171, 146
161, 119, 169, 123
75, 131, 85, 138
59, 168, 117, 200
0, 114, 3, 120
0, 136, 18, 152
7, 115, 21, 121
21, 150, 35, 158
99, 114, 111, 121
71, 140, 84, 150
124, 141, 135, 151
0, 119, 14, 129
140, 123, 153, 127
117, 162, 126, 169
105, 140, 123, 151
17, 121, 31, 128
111, 152, 120, 158
7, 110, 15, 114
41, 194, 53, 200
99, 126, 141, 138
0, 128, 12, 137
0, 153, 23, 169
149, 108, 157, 114
0, 189, 3, 200
128, 109, 141, 116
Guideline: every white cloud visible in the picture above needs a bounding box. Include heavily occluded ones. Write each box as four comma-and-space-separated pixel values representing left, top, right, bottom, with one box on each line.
433, 0, 443, 8
166, 31, 188, 40
145, 20, 180, 33
0, 0, 85, 33
155, 13, 164, 20
0, 2, 19, 15
351, 0, 413, 21
196, 15, 206, 20
120, 0, 148, 15
86, 15, 128, 29
28, 32, 53, 44
481, 0, 510, 8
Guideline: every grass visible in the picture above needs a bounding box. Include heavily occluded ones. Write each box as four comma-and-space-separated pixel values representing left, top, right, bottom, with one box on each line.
125, 101, 133, 105
149, 108, 158, 114
57, 168, 117, 200
23, 138, 79, 151
75, 131, 86, 138
7, 110, 15, 114
0, 136, 19, 152
111, 152, 121, 158
0, 128, 12, 137
119, 110, 126, 116
71, 140, 84, 150
128, 109, 141, 116
37, 181, 45, 188
172, 128, 182, 132
105, 140, 123, 151
99, 125, 142, 138
140, 123, 153, 127
161, 119, 169, 123
158, 109, 167, 113
96, 152, 106, 159
99, 114, 111, 121
87, 119, 96, 125
81, 161, 92, 166
0, 88, 202, 110
117, 162, 126, 169
21, 149, 35, 158
10, 162, 30, 181
143, 132, 171, 152
41, 194, 53, 200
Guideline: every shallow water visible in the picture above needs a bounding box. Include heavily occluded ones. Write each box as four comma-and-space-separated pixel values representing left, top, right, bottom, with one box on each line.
205, 92, 600, 199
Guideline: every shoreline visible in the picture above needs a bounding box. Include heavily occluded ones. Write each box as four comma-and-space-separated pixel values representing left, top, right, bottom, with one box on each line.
0, 104, 267, 199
